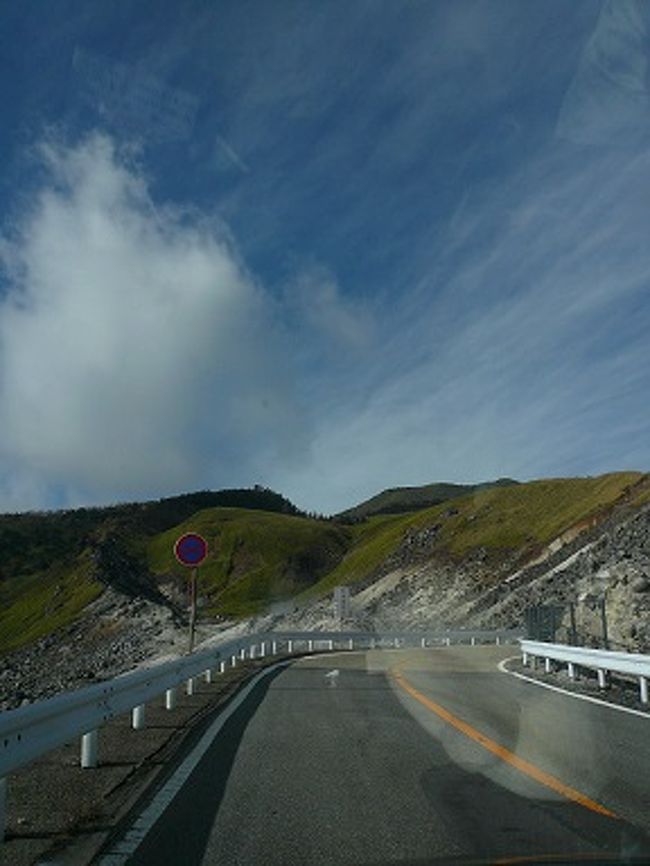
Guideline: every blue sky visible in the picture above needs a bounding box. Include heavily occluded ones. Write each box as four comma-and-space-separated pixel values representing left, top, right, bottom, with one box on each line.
1, 0, 649, 514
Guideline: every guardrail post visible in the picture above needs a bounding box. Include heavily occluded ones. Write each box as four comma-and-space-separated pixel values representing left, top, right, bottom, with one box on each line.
219, 661, 226, 674
165, 688, 177, 710
568, 662, 575, 680
272, 640, 277, 654
640, 676, 648, 704
132, 704, 146, 729
597, 669, 607, 689
1, 776, 7, 843
421, 637, 426, 648
328, 639, 334, 651
250, 645, 256, 659
544, 658, 552, 673
288, 639, 293, 653
522, 651, 528, 666
186, 677, 195, 696
349, 638, 354, 650
261, 641, 266, 657
445, 637, 451, 647
496, 636, 501, 646
81, 730, 98, 768
471, 636, 476, 646
204, 669, 212, 683
239, 648, 246, 660
308, 639, 313, 652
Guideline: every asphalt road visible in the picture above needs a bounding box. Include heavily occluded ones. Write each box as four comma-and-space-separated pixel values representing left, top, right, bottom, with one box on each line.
101, 647, 650, 865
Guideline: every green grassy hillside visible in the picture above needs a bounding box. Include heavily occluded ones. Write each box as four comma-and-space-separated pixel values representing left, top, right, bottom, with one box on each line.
0, 486, 304, 655
300, 472, 646, 600
1, 472, 646, 656
147, 508, 350, 617
338, 478, 517, 520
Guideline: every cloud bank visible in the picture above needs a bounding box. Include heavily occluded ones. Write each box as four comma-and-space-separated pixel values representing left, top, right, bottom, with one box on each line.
0, 134, 308, 509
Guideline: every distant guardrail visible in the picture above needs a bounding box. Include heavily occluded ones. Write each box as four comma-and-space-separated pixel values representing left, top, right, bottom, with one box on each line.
519, 639, 650, 704
0, 627, 520, 840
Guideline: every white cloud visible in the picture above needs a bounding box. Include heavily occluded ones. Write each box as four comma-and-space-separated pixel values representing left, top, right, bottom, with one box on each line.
284, 265, 375, 357
0, 133, 308, 509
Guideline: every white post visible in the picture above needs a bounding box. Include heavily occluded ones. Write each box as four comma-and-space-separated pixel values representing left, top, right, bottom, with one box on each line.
349, 638, 354, 650
522, 652, 528, 666
231, 655, 237, 667
394, 637, 399, 648
261, 641, 266, 657
445, 637, 451, 647
132, 704, 145, 729
496, 635, 501, 646
250, 645, 256, 659
81, 730, 98, 768
597, 669, 607, 689
421, 637, 426, 648
272, 640, 278, 654
568, 662, 575, 679
219, 661, 226, 674
471, 636, 476, 646
165, 688, 177, 710
0, 777, 6, 844
640, 676, 648, 704
308, 639, 313, 651
239, 648, 246, 660
288, 639, 293, 653
186, 677, 195, 696
204, 669, 212, 683
328, 639, 334, 651
544, 658, 551, 673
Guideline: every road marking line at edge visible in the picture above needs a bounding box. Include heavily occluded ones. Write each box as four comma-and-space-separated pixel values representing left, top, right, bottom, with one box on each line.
390, 667, 617, 819
96, 659, 291, 866
498, 656, 650, 721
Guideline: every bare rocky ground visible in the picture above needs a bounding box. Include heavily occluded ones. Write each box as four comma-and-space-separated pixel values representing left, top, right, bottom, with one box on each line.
253, 502, 650, 655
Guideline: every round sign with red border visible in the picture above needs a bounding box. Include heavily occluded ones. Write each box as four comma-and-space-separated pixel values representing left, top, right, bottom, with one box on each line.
174, 533, 208, 567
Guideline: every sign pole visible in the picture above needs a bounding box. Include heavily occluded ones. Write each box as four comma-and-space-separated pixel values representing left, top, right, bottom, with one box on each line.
173, 533, 209, 657
189, 567, 198, 654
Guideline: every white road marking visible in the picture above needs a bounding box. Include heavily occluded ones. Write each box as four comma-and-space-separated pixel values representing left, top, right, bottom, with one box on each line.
97, 660, 290, 865
324, 669, 340, 688
498, 656, 650, 720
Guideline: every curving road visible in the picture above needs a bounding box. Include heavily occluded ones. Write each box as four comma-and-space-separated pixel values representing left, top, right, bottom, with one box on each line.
99, 647, 650, 865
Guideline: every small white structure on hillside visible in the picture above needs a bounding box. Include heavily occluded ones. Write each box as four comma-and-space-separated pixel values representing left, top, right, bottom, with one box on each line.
334, 586, 351, 621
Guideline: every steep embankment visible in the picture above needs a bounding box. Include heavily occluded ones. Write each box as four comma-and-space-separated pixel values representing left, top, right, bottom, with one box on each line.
279, 471, 650, 651
301, 472, 645, 599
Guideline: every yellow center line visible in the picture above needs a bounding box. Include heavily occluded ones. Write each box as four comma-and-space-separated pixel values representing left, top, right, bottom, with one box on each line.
391, 667, 617, 819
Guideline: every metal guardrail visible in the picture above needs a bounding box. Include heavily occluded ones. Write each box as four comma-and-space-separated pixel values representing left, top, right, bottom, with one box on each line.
0, 627, 520, 840
520, 639, 650, 703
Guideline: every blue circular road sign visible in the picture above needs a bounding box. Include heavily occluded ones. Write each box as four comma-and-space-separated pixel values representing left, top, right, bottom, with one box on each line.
174, 533, 208, 567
